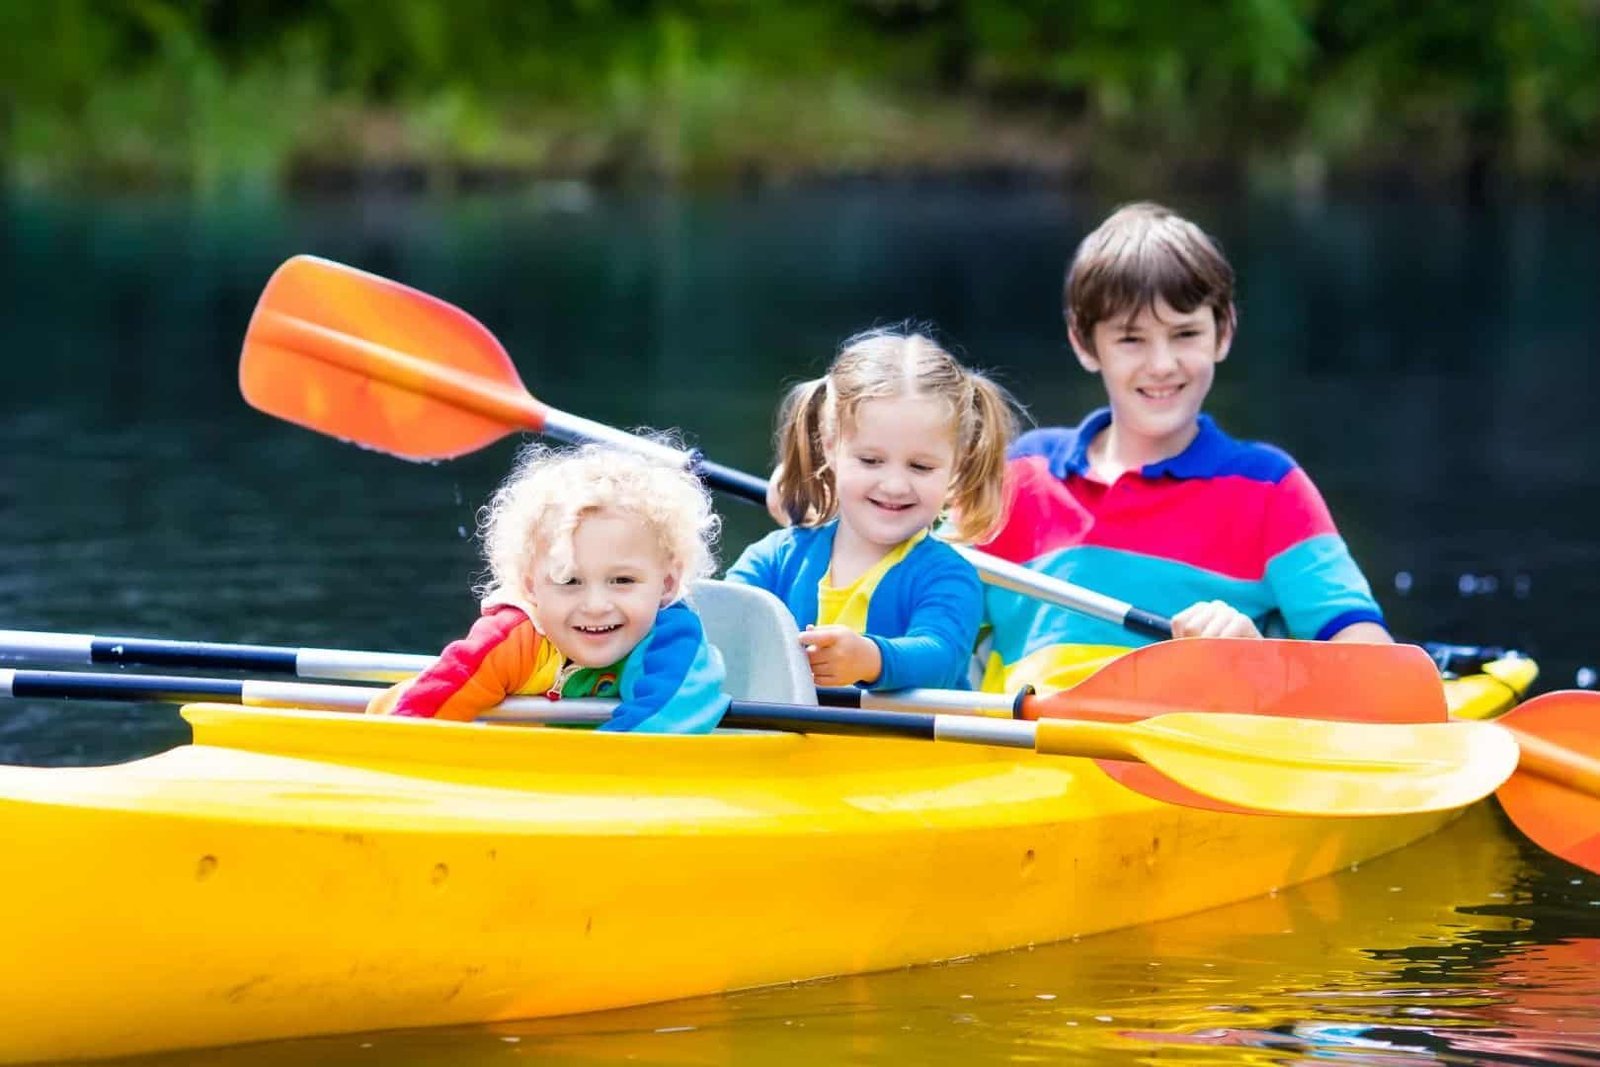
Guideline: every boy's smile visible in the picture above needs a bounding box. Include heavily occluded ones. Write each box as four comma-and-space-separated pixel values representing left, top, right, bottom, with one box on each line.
1072, 297, 1231, 474
526, 508, 680, 668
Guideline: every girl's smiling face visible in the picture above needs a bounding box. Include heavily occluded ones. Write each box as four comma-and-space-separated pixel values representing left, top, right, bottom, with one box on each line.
827, 395, 957, 552
1074, 297, 1232, 463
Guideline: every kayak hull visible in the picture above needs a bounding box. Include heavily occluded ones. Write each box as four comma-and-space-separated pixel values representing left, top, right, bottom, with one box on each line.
0, 702, 1477, 1064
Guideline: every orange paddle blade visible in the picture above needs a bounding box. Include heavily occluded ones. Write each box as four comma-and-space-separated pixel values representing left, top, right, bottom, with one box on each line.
1024, 639, 1448, 723
240, 255, 544, 460
1495, 691, 1600, 873
1022, 639, 1448, 814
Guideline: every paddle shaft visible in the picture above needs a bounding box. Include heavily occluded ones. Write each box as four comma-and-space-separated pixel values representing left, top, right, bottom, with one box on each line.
0, 629, 1019, 714
0, 667, 1051, 749
0, 628, 431, 682
0, 630, 1484, 729
0, 627, 1024, 716
1, 666, 1519, 816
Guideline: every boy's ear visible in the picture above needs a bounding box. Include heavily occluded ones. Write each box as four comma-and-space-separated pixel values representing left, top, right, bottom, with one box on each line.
659, 569, 681, 606
1215, 303, 1237, 362
1067, 320, 1100, 373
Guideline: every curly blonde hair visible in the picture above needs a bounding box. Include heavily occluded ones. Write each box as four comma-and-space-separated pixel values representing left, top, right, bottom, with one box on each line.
771, 327, 1020, 544
478, 440, 720, 604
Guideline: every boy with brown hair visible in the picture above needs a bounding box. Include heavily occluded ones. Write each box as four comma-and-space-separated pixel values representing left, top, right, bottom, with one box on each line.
979, 202, 1390, 695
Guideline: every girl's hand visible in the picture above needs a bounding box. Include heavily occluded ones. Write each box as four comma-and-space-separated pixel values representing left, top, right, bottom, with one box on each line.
1170, 600, 1262, 640
801, 625, 883, 686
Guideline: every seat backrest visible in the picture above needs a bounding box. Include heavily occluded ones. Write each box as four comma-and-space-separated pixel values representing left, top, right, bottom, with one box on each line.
690, 580, 816, 705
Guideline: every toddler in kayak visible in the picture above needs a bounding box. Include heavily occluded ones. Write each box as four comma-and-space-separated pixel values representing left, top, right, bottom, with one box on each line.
726, 327, 1018, 690
367, 443, 729, 731
978, 201, 1391, 695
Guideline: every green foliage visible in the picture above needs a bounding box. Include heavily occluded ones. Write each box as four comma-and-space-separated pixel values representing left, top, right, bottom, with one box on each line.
2, 0, 1597, 189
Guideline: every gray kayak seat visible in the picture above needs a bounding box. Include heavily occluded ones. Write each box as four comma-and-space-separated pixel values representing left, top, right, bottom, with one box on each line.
689, 580, 816, 705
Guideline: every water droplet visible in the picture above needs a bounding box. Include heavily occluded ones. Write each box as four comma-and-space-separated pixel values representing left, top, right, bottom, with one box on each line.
1578, 667, 1597, 689
1393, 571, 1413, 594
1514, 574, 1532, 598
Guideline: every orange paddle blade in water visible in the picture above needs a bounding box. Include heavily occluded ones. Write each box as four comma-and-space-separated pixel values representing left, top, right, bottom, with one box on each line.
1495, 690, 1600, 873
240, 255, 542, 460
1024, 639, 1449, 814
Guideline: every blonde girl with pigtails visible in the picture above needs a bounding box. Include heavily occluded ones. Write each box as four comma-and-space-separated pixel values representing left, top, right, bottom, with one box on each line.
726, 327, 1019, 690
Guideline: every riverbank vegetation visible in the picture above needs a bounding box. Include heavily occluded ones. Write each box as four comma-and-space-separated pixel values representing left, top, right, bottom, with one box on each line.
6, 1, 1599, 194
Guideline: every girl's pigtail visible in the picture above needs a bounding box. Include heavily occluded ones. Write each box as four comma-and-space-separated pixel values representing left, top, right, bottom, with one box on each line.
772, 377, 835, 527
944, 372, 1020, 543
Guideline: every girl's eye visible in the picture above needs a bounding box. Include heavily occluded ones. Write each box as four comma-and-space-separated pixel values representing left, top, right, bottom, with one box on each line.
911, 463, 935, 474
612, 576, 638, 585
856, 456, 882, 466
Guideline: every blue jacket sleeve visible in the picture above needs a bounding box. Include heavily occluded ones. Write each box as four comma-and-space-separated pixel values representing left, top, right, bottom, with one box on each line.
599, 602, 731, 734
868, 549, 983, 691
722, 528, 786, 594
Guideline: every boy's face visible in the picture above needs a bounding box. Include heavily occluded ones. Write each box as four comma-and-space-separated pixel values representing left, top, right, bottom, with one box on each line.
526, 508, 679, 667
1071, 298, 1232, 459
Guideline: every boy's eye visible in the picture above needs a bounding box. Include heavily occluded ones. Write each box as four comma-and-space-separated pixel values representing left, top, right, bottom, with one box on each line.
611, 575, 638, 585
856, 455, 882, 466
910, 462, 935, 473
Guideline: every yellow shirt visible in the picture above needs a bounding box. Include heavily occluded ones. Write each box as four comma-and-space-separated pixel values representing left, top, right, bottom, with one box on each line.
817, 530, 928, 632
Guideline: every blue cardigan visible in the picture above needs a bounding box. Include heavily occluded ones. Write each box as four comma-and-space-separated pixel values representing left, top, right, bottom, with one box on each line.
602, 600, 731, 733
724, 522, 982, 690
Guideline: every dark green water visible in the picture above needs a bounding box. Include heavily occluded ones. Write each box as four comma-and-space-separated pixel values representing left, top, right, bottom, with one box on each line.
2, 186, 1597, 1063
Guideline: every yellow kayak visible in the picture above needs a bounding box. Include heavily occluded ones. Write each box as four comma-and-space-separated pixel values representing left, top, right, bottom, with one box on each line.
0, 654, 1533, 1063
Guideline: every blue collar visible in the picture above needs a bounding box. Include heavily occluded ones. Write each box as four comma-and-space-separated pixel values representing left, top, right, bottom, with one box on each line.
1057, 407, 1230, 480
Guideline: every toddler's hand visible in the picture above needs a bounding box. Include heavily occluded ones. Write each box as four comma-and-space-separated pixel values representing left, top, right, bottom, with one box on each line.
1170, 600, 1262, 640
801, 625, 883, 686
